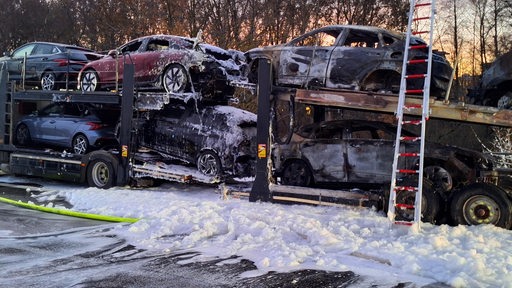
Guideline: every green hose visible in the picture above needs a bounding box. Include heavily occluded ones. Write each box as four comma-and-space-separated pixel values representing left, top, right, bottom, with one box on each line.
0, 196, 139, 223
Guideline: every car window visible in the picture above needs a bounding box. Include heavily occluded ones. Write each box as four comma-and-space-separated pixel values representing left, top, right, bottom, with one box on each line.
146, 39, 170, 52
290, 30, 341, 47
120, 40, 143, 54
350, 126, 395, 140
32, 44, 59, 55
12, 44, 35, 58
315, 126, 342, 139
40, 104, 63, 116
342, 29, 383, 48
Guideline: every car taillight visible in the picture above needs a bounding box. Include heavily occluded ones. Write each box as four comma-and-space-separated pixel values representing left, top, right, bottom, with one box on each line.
86, 122, 104, 130
53, 59, 86, 66
53, 59, 70, 67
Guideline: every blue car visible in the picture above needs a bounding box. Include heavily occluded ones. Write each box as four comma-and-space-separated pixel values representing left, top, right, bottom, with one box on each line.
14, 102, 119, 154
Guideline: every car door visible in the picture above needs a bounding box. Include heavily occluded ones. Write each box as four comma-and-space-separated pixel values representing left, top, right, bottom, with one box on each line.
345, 125, 395, 184
31, 103, 64, 144
277, 27, 343, 87
99, 39, 145, 84
5, 43, 36, 82
326, 27, 394, 89
299, 124, 347, 182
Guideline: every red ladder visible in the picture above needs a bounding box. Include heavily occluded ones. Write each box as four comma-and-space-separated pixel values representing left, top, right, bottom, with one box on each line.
388, 0, 437, 230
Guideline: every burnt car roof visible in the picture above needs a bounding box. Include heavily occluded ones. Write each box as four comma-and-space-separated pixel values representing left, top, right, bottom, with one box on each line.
481, 50, 512, 89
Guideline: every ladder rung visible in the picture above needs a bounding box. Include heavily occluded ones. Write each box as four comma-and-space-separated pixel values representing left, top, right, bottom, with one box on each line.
394, 186, 418, 192
397, 169, 419, 174
413, 16, 431, 22
412, 31, 429, 35
408, 59, 427, 64
406, 74, 427, 79
394, 221, 414, 226
410, 44, 428, 50
405, 89, 424, 94
402, 120, 422, 125
400, 136, 421, 141
399, 152, 420, 157
396, 203, 415, 209
415, 2, 432, 8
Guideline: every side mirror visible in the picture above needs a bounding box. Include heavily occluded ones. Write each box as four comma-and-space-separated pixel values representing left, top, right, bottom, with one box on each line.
108, 50, 119, 58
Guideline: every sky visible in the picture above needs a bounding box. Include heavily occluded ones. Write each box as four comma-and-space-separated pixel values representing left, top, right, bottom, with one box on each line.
11, 177, 510, 288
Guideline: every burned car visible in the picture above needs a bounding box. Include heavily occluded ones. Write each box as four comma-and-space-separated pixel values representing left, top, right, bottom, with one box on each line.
274, 120, 492, 191
468, 50, 512, 108
273, 120, 512, 227
0, 42, 102, 90
246, 25, 453, 98
138, 102, 257, 177
78, 34, 246, 99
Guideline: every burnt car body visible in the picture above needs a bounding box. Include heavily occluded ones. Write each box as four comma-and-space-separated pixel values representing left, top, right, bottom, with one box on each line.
246, 25, 453, 98
14, 102, 119, 154
468, 50, 512, 108
78, 35, 246, 99
138, 102, 257, 177
0, 42, 102, 90
273, 120, 492, 192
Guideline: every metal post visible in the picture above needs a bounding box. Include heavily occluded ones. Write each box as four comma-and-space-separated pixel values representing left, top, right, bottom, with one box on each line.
249, 59, 272, 202
0, 63, 7, 144
117, 63, 135, 186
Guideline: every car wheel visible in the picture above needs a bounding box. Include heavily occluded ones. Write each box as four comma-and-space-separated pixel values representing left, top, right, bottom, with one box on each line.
41, 71, 57, 90
15, 124, 31, 146
281, 160, 312, 187
72, 134, 89, 155
80, 69, 100, 92
163, 64, 188, 93
497, 92, 512, 109
394, 177, 440, 224
450, 183, 512, 229
87, 157, 115, 189
197, 150, 222, 176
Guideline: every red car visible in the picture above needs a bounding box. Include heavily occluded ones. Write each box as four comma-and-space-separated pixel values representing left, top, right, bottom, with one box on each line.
78, 35, 246, 98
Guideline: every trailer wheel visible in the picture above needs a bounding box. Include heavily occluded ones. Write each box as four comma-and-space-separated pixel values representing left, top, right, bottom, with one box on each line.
450, 183, 512, 229
197, 150, 222, 176
394, 178, 440, 224
87, 157, 115, 189
281, 160, 312, 187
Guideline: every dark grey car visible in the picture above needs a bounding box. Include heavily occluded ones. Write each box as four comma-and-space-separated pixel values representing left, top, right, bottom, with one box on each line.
246, 25, 453, 99
14, 103, 119, 154
1, 42, 102, 90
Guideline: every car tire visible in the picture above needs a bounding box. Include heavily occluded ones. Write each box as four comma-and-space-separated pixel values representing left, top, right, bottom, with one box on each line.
394, 177, 440, 224
15, 124, 31, 146
87, 157, 115, 189
281, 160, 312, 187
163, 64, 188, 93
41, 71, 57, 90
72, 134, 89, 155
450, 183, 512, 229
197, 150, 222, 176
80, 69, 100, 92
